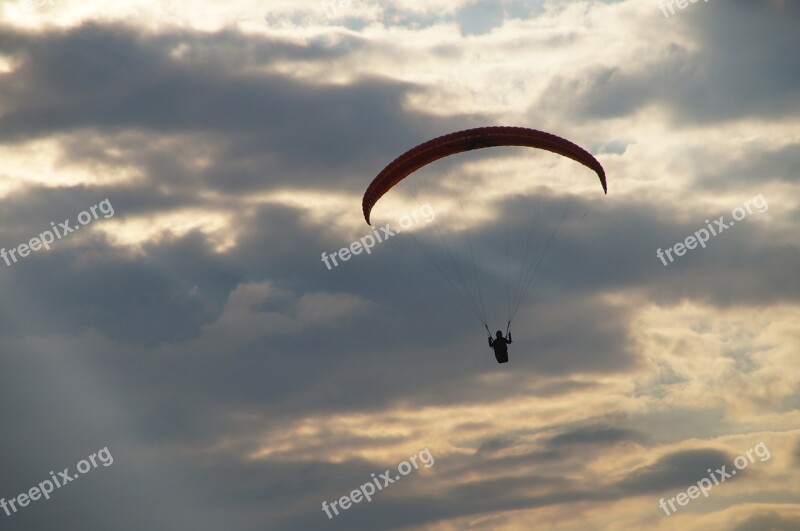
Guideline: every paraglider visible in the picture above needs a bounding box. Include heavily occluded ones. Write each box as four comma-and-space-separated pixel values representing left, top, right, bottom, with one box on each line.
362, 126, 606, 363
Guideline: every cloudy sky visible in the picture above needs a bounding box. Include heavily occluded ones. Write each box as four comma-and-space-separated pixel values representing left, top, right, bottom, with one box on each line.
1, 0, 799, 529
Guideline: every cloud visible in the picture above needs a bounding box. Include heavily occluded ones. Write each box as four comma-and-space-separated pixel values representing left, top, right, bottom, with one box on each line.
1, 0, 799, 529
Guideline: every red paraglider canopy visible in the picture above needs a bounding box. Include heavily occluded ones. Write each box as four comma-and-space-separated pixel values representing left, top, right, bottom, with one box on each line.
362, 126, 607, 225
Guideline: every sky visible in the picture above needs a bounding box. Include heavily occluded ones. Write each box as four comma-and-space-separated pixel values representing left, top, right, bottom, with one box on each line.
0, 0, 799, 529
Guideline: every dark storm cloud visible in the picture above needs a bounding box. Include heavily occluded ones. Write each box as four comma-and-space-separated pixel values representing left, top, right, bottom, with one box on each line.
0, 23, 479, 194
539, 1, 800, 125
0, 20, 468, 347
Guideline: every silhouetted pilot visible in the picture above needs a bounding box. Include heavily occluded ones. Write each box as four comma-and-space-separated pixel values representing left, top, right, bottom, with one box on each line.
488, 330, 512, 364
